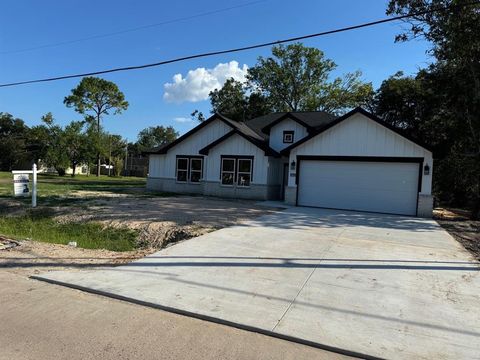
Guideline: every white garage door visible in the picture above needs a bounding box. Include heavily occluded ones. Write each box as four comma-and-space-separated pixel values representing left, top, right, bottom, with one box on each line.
297, 160, 419, 216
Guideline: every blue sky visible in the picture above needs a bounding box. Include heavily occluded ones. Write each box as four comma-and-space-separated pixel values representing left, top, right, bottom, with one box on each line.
0, 0, 432, 142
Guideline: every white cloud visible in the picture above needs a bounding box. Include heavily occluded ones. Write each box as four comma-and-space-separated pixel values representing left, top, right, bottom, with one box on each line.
173, 117, 192, 123
163, 61, 248, 103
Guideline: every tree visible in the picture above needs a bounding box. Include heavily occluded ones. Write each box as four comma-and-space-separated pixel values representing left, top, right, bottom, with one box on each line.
209, 78, 272, 121
190, 109, 206, 123
64, 77, 129, 176
136, 125, 178, 151
63, 121, 89, 177
386, 0, 480, 218
209, 78, 246, 120
36, 113, 70, 176
247, 43, 373, 114
0, 113, 29, 171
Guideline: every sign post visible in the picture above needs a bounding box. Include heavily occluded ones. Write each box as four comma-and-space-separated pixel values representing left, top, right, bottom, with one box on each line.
12, 163, 37, 208
32, 163, 37, 207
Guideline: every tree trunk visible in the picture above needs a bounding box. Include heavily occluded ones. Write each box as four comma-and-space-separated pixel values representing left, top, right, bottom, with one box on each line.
71, 162, 76, 177
96, 114, 101, 177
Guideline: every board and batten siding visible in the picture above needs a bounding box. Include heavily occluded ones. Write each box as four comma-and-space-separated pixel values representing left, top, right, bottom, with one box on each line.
269, 118, 308, 152
288, 112, 433, 194
206, 133, 269, 184
148, 119, 232, 178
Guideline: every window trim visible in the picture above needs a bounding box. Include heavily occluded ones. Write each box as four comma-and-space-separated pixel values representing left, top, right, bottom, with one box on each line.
221, 157, 236, 186
283, 130, 294, 143
189, 158, 203, 183
220, 155, 254, 188
176, 155, 203, 184
237, 159, 252, 187
176, 157, 189, 183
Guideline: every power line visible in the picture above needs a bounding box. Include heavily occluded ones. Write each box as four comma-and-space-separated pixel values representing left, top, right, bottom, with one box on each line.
0, 0, 266, 55
1, 1, 479, 88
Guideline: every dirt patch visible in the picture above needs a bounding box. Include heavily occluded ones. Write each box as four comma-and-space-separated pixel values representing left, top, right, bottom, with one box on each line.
0, 195, 278, 274
52, 195, 277, 249
434, 208, 480, 261
0, 237, 152, 276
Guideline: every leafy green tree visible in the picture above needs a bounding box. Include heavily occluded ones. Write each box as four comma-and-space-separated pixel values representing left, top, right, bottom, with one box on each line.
0, 113, 29, 171
209, 78, 272, 121
190, 109, 206, 123
64, 77, 129, 176
136, 125, 178, 151
63, 121, 89, 177
386, 0, 480, 218
247, 43, 373, 114
38, 113, 70, 176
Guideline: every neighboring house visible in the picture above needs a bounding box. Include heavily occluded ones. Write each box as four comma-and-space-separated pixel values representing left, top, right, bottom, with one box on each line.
38, 163, 89, 175
145, 107, 433, 217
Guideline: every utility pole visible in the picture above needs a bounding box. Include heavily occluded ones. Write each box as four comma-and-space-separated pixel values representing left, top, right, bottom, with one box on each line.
108, 135, 112, 177
124, 143, 128, 176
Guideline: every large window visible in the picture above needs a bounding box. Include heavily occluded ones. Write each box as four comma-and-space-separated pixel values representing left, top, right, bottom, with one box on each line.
176, 156, 203, 183
221, 158, 235, 186
221, 156, 253, 187
176, 158, 188, 182
190, 158, 202, 183
237, 159, 252, 187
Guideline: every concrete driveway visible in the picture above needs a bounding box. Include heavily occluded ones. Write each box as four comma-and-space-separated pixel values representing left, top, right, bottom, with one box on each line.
35, 207, 480, 359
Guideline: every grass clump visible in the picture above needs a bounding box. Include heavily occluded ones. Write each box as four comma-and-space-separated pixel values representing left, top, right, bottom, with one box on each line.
0, 210, 137, 252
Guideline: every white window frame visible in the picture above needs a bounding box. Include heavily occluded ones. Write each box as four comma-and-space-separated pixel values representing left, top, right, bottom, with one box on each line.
237, 159, 252, 187
189, 158, 203, 184
283, 131, 294, 143
176, 157, 189, 183
221, 158, 236, 186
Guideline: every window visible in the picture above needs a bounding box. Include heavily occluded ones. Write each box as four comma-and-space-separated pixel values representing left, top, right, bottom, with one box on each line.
190, 158, 202, 183
237, 159, 252, 187
221, 156, 253, 187
283, 131, 294, 143
176, 158, 188, 182
221, 158, 235, 186
176, 156, 203, 183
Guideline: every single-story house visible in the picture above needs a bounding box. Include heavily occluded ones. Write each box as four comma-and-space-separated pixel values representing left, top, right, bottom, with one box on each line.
145, 107, 433, 217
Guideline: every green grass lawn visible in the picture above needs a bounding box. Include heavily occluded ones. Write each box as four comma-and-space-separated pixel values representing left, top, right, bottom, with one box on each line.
0, 210, 137, 251
0, 171, 146, 199
0, 172, 146, 251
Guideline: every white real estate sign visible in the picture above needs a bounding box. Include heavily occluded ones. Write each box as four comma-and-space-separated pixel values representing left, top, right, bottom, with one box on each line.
13, 173, 30, 197
12, 164, 38, 207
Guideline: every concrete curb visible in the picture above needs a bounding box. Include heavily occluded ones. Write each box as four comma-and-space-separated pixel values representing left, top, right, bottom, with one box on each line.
31, 275, 384, 360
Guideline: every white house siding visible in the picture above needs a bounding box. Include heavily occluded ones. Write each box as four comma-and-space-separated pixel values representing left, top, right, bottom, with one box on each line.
204, 134, 279, 200
269, 118, 308, 152
285, 113, 433, 216
206, 134, 268, 183
147, 119, 232, 193
148, 119, 232, 179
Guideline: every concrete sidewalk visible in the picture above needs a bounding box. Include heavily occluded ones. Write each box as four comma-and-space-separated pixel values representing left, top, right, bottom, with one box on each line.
0, 271, 345, 360
35, 208, 480, 359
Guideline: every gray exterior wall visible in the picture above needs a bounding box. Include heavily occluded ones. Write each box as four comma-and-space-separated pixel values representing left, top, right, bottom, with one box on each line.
284, 186, 297, 205
147, 177, 204, 194
203, 180, 279, 200
147, 177, 280, 200
417, 194, 433, 218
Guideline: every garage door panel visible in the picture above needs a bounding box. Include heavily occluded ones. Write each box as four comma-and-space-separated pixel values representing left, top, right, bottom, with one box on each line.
297, 161, 419, 216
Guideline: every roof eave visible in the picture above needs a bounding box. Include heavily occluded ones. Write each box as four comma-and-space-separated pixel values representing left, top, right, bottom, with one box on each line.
280, 107, 433, 155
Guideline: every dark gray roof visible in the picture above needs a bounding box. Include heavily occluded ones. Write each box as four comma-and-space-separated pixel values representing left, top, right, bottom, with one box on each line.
245, 111, 337, 135
145, 111, 337, 156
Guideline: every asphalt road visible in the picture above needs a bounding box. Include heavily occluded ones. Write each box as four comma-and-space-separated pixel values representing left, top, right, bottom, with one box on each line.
0, 271, 347, 360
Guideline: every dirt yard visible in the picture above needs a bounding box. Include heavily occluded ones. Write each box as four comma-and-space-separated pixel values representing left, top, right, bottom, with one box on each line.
52, 194, 279, 247
0, 195, 279, 275
434, 207, 480, 261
